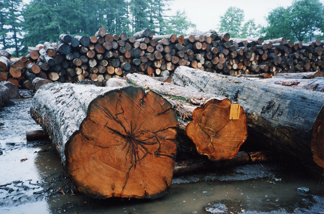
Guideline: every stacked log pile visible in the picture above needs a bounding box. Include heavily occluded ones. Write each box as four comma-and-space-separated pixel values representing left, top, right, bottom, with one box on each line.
0, 27, 324, 89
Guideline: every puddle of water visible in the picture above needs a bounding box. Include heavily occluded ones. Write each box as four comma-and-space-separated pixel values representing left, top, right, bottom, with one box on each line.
0, 94, 323, 214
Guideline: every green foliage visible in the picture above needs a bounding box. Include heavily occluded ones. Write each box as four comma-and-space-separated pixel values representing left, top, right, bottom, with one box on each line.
263, 0, 324, 42
240, 19, 262, 39
164, 10, 196, 35
219, 7, 244, 38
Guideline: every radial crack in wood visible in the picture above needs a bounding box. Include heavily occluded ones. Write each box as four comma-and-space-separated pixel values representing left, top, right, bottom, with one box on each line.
30, 83, 178, 199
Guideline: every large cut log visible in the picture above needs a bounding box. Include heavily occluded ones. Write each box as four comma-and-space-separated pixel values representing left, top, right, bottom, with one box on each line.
172, 66, 324, 175
30, 83, 178, 198
126, 73, 247, 161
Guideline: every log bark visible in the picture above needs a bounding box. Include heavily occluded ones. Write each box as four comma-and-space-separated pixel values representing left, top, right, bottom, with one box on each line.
126, 73, 247, 161
30, 83, 178, 198
0, 81, 19, 99
172, 66, 324, 175
0, 56, 10, 72
273, 71, 324, 79
257, 77, 324, 92
0, 84, 9, 107
32, 77, 53, 91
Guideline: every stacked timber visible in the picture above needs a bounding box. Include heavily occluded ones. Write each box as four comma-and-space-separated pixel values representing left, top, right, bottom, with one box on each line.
1, 27, 324, 89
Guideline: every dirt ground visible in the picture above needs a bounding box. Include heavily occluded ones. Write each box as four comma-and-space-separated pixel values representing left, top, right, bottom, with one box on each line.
0, 90, 323, 214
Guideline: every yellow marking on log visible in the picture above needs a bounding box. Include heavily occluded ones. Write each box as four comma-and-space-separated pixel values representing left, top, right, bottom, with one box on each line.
229, 104, 241, 120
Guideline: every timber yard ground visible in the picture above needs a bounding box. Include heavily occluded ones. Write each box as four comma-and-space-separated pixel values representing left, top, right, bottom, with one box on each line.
0, 90, 324, 214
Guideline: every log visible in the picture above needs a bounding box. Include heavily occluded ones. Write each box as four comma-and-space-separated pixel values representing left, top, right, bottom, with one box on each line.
0, 84, 9, 107
26, 130, 49, 141
173, 151, 273, 176
0, 81, 19, 99
32, 77, 53, 91
0, 50, 11, 59
172, 66, 324, 175
0, 56, 10, 72
126, 73, 247, 161
133, 29, 152, 39
30, 83, 178, 198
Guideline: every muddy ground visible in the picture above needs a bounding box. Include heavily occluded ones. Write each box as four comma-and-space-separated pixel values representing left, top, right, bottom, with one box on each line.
0, 90, 323, 214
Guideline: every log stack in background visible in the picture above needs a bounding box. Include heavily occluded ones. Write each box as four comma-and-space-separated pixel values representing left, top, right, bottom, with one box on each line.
0, 27, 323, 89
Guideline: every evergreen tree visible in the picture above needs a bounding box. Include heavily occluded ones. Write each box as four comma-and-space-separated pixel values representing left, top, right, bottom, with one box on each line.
240, 19, 261, 39
164, 10, 196, 35
219, 7, 244, 38
129, 0, 150, 33
6, 0, 24, 57
0, 0, 9, 49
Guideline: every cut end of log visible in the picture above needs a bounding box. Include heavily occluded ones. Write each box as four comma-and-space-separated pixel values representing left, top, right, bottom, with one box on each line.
65, 86, 178, 198
186, 99, 247, 161
311, 106, 324, 168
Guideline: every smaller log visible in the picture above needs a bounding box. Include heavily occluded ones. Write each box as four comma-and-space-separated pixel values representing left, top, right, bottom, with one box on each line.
27, 63, 41, 74
0, 84, 9, 107
95, 26, 106, 37
60, 34, 72, 44
133, 29, 152, 39
32, 77, 53, 91
0, 50, 11, 59
26, 130, 49, 141
0, 56, 10, 72
0, 81, 19, 99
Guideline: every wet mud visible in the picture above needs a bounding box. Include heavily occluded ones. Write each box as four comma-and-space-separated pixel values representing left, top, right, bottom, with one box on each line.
0, 90, 323, 214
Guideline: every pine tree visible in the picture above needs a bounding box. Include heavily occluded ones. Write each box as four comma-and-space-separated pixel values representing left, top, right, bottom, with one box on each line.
0, 0, 9, 49
129, 0, 150, 33
6, 0, 24, 57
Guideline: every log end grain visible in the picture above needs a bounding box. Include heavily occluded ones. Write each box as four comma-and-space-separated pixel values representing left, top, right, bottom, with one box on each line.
65, 86, 178, 198
186, 99, 247, 161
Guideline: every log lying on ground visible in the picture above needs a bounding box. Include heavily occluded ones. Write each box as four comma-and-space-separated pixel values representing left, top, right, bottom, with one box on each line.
26, 130, 49, 141
0, 81, 19, 99
126, 73, 247, 161
173, 151, 273, 176
32, 77, 53, 91
0, 84, 9, 107
30, 83, 178, 198
172, 66, 324, 175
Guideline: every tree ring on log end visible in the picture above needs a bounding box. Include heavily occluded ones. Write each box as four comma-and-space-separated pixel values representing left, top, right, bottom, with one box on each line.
186, 99, 247, 161
65, 86, 178, 198
311, 106, 324, 168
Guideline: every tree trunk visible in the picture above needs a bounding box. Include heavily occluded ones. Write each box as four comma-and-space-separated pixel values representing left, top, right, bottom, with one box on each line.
172, 66, 324, 175
126, 73, 247, 161
30, 83, 178, 199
